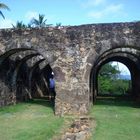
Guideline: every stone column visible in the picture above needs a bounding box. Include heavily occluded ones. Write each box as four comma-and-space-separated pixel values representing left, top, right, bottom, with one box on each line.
55, 82, 90, 116
53, 55, 90, 115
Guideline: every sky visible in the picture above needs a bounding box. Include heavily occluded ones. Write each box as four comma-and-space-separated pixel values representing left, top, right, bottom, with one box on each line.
112, 62, 130, 75
0, 0, 140, 28
0, 0, 136, 75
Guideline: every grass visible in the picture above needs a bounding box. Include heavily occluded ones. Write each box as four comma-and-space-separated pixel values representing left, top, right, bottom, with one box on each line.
1, 96, 139, 140
0, 99, 64, 140
90, 96, 140, 140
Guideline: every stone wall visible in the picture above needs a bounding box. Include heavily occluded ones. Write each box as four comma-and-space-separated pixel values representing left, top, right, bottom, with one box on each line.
0, 81, 16, 107
0, 22, 140, 114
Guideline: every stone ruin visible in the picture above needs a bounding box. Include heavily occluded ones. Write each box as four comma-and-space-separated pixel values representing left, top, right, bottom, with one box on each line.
0, 21, 140, 115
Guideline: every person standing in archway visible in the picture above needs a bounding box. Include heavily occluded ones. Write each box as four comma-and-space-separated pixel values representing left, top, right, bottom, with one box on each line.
49, 72, 56, 102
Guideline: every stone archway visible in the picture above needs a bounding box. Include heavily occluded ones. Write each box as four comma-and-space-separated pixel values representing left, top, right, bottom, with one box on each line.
90, 46, 140, 102
1, 21, 140, 115
0, 48, 54, 106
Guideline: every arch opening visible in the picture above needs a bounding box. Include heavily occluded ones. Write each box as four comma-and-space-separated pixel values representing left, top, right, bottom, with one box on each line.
90, 46, 140, 103
0, 48, 55, 108
97, 61, 131, 97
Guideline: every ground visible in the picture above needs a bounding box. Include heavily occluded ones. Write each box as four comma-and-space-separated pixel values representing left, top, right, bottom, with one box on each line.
89, 96, 140, 140
0, 96, 140, 140
0, 99, 64, 140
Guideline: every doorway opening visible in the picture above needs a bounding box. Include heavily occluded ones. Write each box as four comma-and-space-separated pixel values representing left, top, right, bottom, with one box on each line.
90, 46, 140, 103
98, 61, 131, 97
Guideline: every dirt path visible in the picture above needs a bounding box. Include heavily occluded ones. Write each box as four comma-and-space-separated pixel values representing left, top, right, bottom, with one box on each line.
53, 116, 96, 140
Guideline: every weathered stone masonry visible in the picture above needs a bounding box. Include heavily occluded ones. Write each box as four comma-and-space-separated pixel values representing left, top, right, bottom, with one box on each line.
0, 22, 140, 115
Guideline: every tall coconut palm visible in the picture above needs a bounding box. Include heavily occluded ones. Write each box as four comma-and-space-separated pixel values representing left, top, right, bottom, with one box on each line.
30, 14, 47, 28
0, 2, 10, 19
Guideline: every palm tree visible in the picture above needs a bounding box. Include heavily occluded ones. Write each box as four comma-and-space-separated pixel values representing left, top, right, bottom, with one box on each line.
0, 2, 10, 19
56, 22, 62, 28
12, 21, 26, 29
30, 14, 47, 28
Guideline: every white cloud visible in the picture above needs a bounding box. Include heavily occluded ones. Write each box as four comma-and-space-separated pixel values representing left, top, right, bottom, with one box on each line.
105, 4, 123, 13
94, 0, 106, 6
82, 0, 106, 8
0, 19, 15, 29
88, 11, 103, 19
25, 11, 39, 20
87, 4, 124, 19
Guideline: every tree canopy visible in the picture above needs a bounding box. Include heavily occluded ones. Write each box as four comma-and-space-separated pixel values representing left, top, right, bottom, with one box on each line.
12, 21, 26, 29
30, 14, 47, 28
98, 62, 131, 95
99, 62, 120, 79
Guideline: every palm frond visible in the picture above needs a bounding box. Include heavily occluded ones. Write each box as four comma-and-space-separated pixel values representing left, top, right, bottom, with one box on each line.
0, 3, 10, 19
0, 10, 5, 19
0, 3, 10, 10
12, 21, 26, 29
30, 14, 48, 27
43, 19, 47, 24
31, 18, 39, 26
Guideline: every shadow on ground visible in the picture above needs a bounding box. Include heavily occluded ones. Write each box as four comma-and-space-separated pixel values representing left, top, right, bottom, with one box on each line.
95, 95, 140, 108
25, 97, 54, 110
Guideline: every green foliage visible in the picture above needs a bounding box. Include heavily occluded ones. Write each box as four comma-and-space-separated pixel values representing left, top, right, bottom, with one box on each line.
11, 14, 53, 29
0, 2, 10, 19
99, 62, 120, 79
98, 63, 131, 95
12, 21, 27, 29
56, 22, 62, 27
111, 79, 131, 95
30, 14, 48, 28
98, 76, 112, 94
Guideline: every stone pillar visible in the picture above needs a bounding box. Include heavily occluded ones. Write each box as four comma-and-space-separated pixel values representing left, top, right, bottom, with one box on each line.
131, 67, 140, 99
55, 81, 90, 115
0, 81, 16, 107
